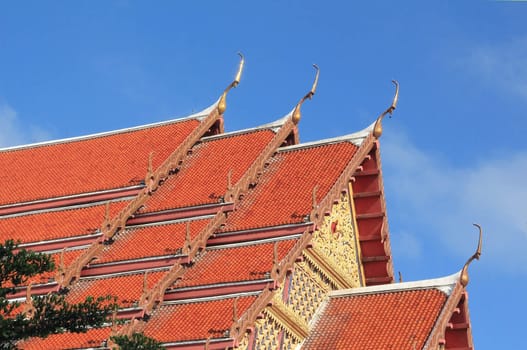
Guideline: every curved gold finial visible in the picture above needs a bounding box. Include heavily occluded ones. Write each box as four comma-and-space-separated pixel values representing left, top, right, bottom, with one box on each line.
460, 223, 483, 287
292, 64, 320, 125
218, 52, 245, 114
373, 80, 399, 138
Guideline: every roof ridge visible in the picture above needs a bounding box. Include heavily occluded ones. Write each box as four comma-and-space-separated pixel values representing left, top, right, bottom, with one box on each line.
279, 121, 375, 152
200, 110, 292, 142
0, 99, 219, 153
330, 271, 461, 298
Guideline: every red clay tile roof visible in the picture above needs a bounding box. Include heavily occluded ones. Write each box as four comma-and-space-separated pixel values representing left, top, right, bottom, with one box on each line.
142, 129, 276, 212
302, 288, 448, 350
66, 270, 166, 308
0, 200, 128, 244
143, 295, 257, 342
94, 219, 211, 264
0, 119, 199, 206
173, 238, 298, 288
19, 326, 112, 350
219, 142, 358, 232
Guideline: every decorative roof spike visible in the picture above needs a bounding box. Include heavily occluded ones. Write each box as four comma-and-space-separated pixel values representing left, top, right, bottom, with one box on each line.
398, 271, 403, 283
460, 223, 483, 287
292, 64, 320, 125
232, 297, 239, 323
218, 52, 245, 115
144, 151, 155, 193
25, 283, 32, 303
373, 80, 399, 138
142, 271, 149, 294
103, 202, 111, 229
111, 309, 118, 331
312, 184, 319, 210
185, 221, 191, 254
227, 169, 233, 191
58, 247, 66, 274
24, 283, 35, 318
148, 152, 154, 176
273, 241, 279, 266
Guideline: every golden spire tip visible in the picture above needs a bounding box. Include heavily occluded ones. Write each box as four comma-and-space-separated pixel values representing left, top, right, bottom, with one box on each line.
373, 80, 399, 138
218, 52, 245, 114
460, 223, 483, 287
292, 64, 320, 125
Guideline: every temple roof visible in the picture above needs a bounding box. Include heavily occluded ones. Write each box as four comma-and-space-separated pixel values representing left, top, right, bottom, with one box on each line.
4, 72, 475, 349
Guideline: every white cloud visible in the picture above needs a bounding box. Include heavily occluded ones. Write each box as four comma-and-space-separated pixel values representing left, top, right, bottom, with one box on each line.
0, 102, 51, 148
381, 129, 527, 274
466, 36, 527, 100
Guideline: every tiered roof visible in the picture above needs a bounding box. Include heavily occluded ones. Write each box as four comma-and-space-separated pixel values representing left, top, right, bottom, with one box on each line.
2, 61, 477, 349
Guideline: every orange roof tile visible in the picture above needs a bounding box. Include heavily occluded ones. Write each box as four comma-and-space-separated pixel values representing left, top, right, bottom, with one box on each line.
142, 129, 275, 212
144, 295, 257, 342
302, 289, 447, 350
0, 119, 199, 206
220, 142, 358, 232
66, 271, 166, 308
19, 326, 112, 350
0, 200, 128, 244
94, 219, 210, 264
173, 239, 298, 288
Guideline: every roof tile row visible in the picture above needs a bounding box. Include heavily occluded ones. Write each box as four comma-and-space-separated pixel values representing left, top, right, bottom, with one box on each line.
0, 119, 199, 205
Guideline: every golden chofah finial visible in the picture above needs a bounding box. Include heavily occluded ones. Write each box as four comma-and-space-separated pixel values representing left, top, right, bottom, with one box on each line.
292, 64, 320, 125
218, 52, 245, 115
373, 80, 399, 138
460, 223, 483, 287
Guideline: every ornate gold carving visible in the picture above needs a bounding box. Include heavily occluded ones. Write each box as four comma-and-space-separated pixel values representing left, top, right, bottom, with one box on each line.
288, 261, 330, 323
235, 331, 251, 349
460, 223, 483, 287
264, 293, 309, 342
282, 331, 299, 350
253, 315, 282, 350
292, 64, 319, 125
373, 80, 399, 138
218, 52, 245, 114
309, 191, 361, 289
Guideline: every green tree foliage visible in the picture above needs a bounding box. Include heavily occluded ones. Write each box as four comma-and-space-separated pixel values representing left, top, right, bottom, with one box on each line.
111, 333, 163, 350
0, 239, 116, 349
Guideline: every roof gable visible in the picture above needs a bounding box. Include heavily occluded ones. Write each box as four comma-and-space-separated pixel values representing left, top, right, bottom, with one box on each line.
302, 273, 467, 350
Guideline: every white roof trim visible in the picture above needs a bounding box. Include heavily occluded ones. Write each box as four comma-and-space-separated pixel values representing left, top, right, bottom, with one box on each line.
168, 278, 273, 293
163, 290, 261, 305
207, 234, 301, 251
330, 271, 461, 298
200, 109, 292, 142
255, 109, 294, 132
279, 121, 375, 152
162, 337, 232, 347
78, 266, 170, 281
0, 98, 220, 153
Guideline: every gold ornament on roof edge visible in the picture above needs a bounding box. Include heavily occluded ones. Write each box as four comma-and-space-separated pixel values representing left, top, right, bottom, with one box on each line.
218, 52, 245, 115
373, 80, 399, 138
292, 64, 320, 125
460, 223, 483, 287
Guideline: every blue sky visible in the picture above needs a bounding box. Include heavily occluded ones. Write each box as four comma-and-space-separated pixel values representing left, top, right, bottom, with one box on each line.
1, 1, 526, 348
